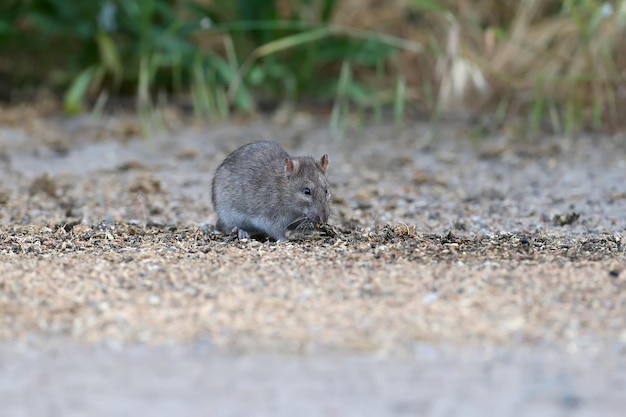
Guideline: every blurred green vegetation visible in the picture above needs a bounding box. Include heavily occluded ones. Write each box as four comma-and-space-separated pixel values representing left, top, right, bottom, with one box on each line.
0, 0, 624, 133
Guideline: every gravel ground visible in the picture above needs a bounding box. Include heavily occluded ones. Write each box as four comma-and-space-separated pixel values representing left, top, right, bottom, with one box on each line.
0, 107, 625, 415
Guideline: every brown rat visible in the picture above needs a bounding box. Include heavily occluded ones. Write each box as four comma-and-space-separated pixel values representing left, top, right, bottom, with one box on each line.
211, 141, 330, 241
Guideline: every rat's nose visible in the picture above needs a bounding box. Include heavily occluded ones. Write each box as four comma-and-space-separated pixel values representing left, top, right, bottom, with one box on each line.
308, 207, 328, 225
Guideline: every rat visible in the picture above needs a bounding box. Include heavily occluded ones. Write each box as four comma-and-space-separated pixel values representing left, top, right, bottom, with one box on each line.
211, 140, 331, 241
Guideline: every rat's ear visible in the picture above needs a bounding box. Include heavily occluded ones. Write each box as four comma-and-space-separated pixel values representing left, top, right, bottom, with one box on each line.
284, 157, 299, 175
318, 154, 329, 172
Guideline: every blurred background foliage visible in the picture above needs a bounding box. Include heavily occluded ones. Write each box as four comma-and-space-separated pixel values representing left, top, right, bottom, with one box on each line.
0, 0, 625, 133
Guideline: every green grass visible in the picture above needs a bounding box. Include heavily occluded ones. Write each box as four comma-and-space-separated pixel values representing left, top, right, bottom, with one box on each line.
0, 0, 411, 130
0, 0, 623, 135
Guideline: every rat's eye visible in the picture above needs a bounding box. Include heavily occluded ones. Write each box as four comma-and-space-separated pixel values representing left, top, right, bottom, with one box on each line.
303, 187, 311, 195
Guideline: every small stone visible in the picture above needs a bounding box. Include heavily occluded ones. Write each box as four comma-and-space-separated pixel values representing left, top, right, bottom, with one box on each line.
422, 292, 439, 304
183, 286, 198, 296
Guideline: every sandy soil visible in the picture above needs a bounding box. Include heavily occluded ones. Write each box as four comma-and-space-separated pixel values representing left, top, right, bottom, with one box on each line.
0, 108, 625, 415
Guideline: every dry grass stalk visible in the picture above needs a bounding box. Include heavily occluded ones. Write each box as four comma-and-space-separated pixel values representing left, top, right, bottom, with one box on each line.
336, 0, 626, 127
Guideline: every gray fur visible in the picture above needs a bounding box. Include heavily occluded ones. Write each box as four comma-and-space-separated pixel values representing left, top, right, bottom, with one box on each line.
211, 141, 330, 241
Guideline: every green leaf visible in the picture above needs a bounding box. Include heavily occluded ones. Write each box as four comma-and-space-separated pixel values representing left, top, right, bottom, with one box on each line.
320, 0, 338, 22
209, 56, 236, 83
247, 66, 266, 86
587, 6, 605, 38
407, 0, 448, 12
253, 27, 333, 57
314, 38, 395, 65
394, 77, 406, 126
64, 65, 101, 115
234, 85, 254, 113
342, 82, 372, 106
530, 80, 546, 133
96, 31, 123, 85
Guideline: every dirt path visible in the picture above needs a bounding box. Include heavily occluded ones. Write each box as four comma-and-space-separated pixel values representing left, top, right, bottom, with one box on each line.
2, 343, 625, 417
1, 111, 625, 415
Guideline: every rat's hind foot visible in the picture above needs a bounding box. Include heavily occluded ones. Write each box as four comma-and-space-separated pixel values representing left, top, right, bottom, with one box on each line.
236, 228, 251, 240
